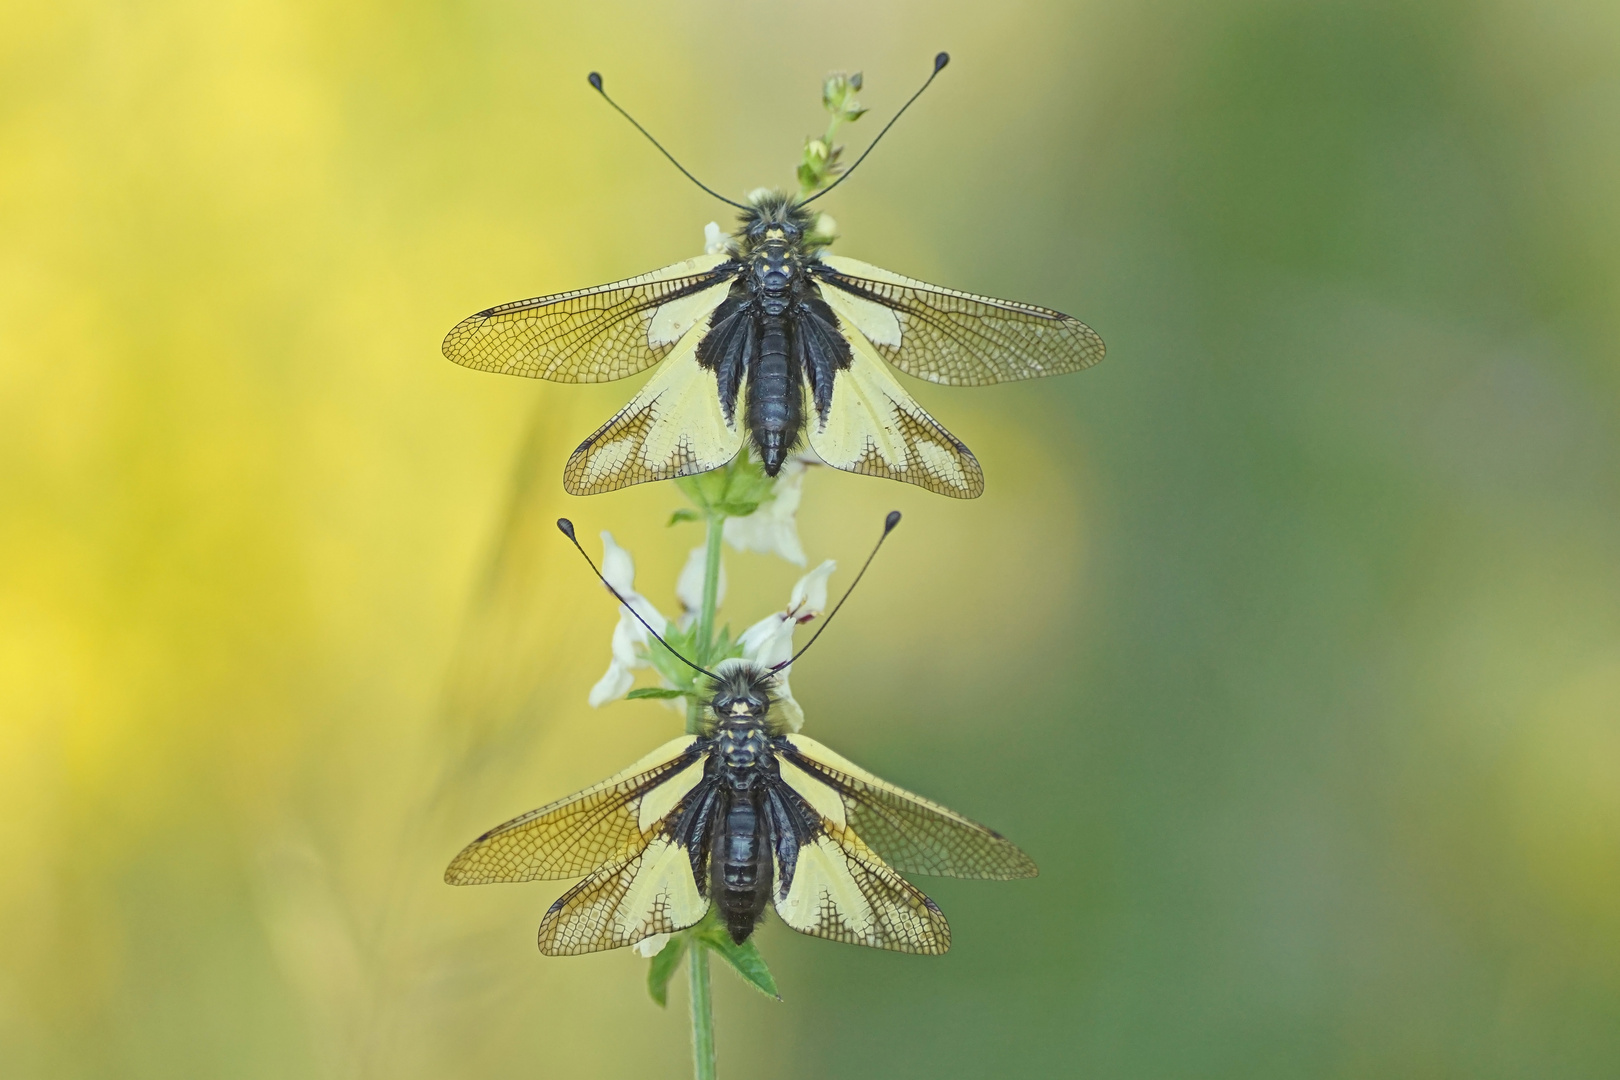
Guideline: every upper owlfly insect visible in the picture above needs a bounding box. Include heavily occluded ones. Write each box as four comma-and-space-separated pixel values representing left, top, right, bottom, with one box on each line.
442, 53, 1105, 498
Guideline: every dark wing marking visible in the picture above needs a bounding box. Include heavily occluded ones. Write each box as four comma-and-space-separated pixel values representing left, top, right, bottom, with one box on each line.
779, 735, 1037, 880
537, 835, 711, 955
814, 254, 1105, 387
444, 736, 707, 884
442, 256, 741, 383
770, 830, 952, 954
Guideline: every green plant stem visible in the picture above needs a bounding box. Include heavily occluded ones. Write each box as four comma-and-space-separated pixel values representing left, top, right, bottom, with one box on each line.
685, 511, 725, 1078
695, 513, 725, 671
688, 938, 716, 1079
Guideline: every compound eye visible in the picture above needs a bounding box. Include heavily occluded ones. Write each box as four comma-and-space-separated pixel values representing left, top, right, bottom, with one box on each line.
781, 222, 800, 238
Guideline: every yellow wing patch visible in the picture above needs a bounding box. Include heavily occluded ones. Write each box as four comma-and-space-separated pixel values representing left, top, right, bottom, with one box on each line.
562, 317, 745, 495
806, 308, 984, 498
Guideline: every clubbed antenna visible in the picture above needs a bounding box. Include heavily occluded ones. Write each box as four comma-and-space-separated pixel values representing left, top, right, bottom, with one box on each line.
771, 511, 902, 673
587, 72, 748, 210
800, 52, 950, 206
557, 518, 719, 680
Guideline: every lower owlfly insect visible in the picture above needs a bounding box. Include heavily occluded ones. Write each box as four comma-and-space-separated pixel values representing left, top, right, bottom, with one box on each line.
441, 53, 1105, 499
443, 513, 1037, 954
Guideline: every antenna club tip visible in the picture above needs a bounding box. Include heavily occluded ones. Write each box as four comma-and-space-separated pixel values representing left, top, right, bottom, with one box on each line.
587, 72, 603, 91
884, 510, 902, 532
934, 52, 950, 71
556, 518, 577, 540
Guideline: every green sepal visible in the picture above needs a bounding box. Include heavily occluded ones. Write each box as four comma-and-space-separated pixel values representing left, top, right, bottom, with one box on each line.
693, 919, 780, 1001
677, 454, 776, 519
646, 935, 688, 1007
626, 687, 687, 701
647, 621, 701, 690
667, 508, 703, 527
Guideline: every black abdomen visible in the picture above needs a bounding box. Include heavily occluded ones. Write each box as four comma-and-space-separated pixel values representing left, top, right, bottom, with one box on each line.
710, 790, 773, 944
744, 316, 802, 476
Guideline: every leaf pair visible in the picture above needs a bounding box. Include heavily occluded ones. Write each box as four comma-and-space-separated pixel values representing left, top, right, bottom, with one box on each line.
647, 913, 780, 1007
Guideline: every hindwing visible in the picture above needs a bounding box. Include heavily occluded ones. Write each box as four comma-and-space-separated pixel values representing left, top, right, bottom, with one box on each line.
443, 256, 740, 382
562, 315, 746, 495
806, 306, 984, 498
770, 829, 951, 954
537, 835, 711, 955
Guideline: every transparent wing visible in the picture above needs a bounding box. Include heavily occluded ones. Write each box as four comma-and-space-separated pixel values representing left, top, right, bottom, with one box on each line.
771, 832, 951, 954
806, 313, 983, 498
814, 254, 1105, 387
444, 736, 706, 884
537, 836, 711, 956
562, 319, 745, 495
442, 256, 740, 383
779, 735, 1037, 880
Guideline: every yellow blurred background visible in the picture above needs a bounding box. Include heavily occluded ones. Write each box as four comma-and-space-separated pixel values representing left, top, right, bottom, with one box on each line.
4, 0, 1620, 1076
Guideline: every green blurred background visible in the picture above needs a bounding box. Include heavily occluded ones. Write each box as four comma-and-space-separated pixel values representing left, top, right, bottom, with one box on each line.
5, 0, 1620, 1076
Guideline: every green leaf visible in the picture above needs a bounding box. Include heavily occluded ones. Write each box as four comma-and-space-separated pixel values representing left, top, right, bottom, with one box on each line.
694, 921, 780, 1000
647, 623, 701, 689
678, 455, 776, 518
626, 687, 687, 701
646, 936, 687, 1007
667, 508, 702, 527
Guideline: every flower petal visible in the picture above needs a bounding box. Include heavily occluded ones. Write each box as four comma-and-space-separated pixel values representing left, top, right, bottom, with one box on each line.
723, 458, 809, 567
703, 222, 727, 256
635, 933, 673, 958
788, 559, 836, 616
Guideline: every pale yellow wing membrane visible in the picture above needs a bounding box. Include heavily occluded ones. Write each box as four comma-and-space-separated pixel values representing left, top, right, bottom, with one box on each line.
442, 255, 738, 383
780, 735, 1038, 880
772, 830, 951, 954
537, 836, 710, 955
807, 311, 984, 498
443, 736, 705, 884
561, 316, 746, 495
815, 254, 1105, 386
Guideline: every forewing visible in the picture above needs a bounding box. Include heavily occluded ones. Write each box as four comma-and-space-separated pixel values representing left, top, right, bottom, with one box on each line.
537, 836, 710, 955
806, 312, 984, 498
444, 736, 707, 884
815, 254, 1105, 386
771, 831, 951, 954
443, 256, 739, 383
779, 735, 1037, 880
562, 317, 745, 495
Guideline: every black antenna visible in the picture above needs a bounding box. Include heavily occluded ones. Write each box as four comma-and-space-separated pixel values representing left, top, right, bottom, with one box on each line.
557, 518, 720, 680
800, 52, 950, 207
587, 72, 748, 210
771, 511, 902, 673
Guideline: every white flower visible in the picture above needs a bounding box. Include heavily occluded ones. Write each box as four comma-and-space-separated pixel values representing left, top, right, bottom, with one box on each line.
675, 544, 727, 617
587, 532, 672, 707
704, 221, 727, 255
733, 560, 836, 732
724, 456, 812, 566
634, 933, 673, 958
